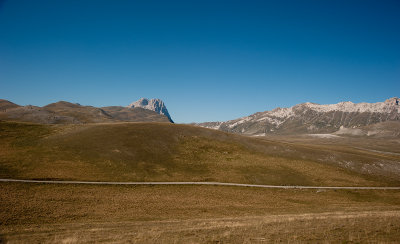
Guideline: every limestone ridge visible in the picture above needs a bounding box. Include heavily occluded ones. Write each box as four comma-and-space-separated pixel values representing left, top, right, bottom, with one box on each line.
127, 98, 173, 122
197, 97, 400, 135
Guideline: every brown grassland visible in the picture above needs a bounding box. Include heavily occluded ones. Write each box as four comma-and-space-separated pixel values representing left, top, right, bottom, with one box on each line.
1, 121, 400, 242
1, 121, 399, 186
1, 183, 400, 243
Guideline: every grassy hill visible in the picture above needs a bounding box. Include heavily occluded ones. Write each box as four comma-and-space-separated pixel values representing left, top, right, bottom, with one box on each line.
1, 120, 398, 186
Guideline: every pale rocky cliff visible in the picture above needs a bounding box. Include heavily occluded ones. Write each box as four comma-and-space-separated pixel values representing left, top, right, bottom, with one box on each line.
127, 98, 173, 122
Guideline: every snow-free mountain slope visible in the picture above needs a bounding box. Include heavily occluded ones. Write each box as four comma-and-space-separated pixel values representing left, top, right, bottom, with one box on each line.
0, 99, 171, 124
197, 97, 400, 135
101, 106, 171, 123
0, 99, 21, 111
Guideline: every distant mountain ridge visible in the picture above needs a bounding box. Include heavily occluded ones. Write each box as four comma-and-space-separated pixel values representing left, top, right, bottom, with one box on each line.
0, 99, 171, 124
197, 97, 400, 135
127, 98, 173, 122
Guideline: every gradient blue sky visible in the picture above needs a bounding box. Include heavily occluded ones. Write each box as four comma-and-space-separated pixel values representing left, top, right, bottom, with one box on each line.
1, 0, 399, 123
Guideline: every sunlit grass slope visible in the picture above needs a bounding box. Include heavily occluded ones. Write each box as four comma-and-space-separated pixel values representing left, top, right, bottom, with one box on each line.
0, 121, 396, 186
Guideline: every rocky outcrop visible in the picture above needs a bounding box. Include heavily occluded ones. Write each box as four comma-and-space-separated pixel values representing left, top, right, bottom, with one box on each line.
127, 98, 173, 122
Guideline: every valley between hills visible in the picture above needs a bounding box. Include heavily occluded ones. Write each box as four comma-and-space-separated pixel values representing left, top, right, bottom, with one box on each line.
1, 97, 400, 243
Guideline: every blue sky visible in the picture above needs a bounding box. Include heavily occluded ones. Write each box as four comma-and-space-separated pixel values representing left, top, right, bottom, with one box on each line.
1, 0, 399, 123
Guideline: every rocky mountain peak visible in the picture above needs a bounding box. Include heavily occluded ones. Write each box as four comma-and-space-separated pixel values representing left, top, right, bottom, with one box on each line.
127, 98, 173, 122
135, 98, 150, 106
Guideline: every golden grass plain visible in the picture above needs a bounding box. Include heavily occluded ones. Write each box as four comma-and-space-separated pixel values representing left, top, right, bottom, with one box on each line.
1, 183, 400, 243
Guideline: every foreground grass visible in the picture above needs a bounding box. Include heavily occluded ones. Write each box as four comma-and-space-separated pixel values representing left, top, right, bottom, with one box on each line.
1, 183, 400, 243
1, 121, 397, 186
1, 121, 400, 242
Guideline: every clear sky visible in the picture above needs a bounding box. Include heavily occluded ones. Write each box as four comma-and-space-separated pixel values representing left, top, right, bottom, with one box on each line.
1, 0, 399, 123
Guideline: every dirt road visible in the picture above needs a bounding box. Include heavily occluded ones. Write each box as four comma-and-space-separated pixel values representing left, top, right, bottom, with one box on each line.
1, 178, 399, 189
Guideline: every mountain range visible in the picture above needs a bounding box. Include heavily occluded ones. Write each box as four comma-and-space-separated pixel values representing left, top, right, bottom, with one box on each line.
1, 97, 399, 136
197, 97, 400, 136
0, 98, 172, 124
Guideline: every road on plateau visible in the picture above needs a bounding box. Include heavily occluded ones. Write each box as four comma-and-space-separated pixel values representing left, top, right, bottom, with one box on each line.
1, 178, 400, 190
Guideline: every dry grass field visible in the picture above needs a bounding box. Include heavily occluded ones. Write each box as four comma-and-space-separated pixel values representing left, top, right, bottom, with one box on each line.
1, 121, 400, 242
1, 183, 400, 243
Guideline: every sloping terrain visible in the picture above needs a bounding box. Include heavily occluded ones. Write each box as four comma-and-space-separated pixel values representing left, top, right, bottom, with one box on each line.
0, 100, 170, 124
43, 101, 114, 123
0, 104, 77, 124
101, 106, 170, 122
334, 121, 400, 138
197, 97, 400, 135
1, 121, 399, 186
0, 99, 20, 111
